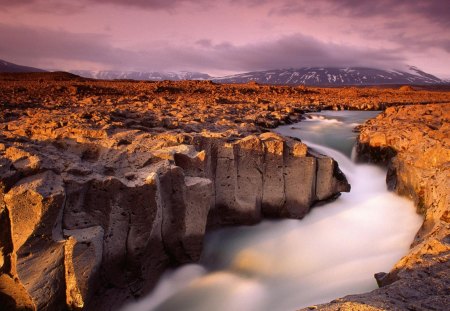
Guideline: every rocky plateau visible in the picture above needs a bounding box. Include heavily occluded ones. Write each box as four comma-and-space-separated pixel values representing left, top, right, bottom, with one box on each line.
0, 73, 449, 310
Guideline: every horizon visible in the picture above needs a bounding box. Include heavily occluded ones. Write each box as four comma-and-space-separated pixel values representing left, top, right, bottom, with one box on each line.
4, 58, 450, 80
1, 1, 449, 77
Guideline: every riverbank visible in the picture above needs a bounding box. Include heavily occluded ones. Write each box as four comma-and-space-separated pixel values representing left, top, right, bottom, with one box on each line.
0, 76, 449, 310
310, 103, 450, 310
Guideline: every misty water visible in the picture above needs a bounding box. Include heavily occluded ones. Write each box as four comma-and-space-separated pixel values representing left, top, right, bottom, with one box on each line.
123, 111, 423, 311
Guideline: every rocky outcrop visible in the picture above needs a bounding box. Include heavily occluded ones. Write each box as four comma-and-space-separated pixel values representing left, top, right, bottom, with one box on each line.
308, 103, 450, 310
0, 115, 349, 310
4, 171, 66, 310
1, 77, 447, 310
183, 133, 350, 226
1, 76, 450, 136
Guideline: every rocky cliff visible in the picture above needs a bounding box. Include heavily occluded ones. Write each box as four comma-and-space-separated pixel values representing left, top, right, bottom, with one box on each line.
308, 103, 450, 310
0, 76, 449, 310
0, 130, 349, 310
0, 77, 353, 310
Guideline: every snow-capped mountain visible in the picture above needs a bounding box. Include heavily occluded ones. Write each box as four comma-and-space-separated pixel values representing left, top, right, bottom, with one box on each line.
70, 70, 211, 81
213, 66, 445, 85
0, 59, 47, 73
1, 58, 446, 86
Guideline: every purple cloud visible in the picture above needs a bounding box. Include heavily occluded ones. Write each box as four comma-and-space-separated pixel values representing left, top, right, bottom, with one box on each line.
0, 23, 405, 73
0, 0, 209, 12
270, 0, 450, 28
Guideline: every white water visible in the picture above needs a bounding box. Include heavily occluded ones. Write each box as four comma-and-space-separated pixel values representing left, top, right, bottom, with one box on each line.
122, 111, 423, 311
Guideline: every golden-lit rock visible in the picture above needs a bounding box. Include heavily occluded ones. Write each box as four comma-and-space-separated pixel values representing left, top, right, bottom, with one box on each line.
0, 74, 448, 310
314, 103, 450, 310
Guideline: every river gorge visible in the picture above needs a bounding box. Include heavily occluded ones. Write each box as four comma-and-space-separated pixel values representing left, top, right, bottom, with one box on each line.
0, 77, 448, 310
122, 111, 423, 311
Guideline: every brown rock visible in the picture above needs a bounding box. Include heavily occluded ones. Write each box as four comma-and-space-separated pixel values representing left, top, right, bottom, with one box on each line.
4, 171, 66, 310
316, 103, 450, 310
5, 76, 424, 310
64, 226, 104, 309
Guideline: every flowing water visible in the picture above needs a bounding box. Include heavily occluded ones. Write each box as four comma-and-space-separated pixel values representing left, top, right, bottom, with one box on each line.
123, 111, 423, 311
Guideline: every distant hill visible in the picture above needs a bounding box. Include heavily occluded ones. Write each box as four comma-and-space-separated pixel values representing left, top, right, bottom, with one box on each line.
0, 72, 85, 81
1, 59, 446, 86
0, 59, 47, 73
70, 70, 211, 81
212, 66, 445, 86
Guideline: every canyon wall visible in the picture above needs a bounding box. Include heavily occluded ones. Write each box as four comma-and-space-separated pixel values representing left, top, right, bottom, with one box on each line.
0, 127, 349, 310
1, 78, 449, 310
310, 103, 449, 310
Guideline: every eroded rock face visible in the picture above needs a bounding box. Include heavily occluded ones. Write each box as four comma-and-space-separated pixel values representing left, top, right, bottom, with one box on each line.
310, 103, 450, 310
177, 133, 350, 226
64, 226, 104, 309
4, 171, 66, 310
0, 127, 349, 310
2, 77, 449, 310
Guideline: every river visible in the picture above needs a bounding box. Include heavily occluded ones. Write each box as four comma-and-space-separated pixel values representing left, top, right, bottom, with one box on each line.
122, 111, 423, 311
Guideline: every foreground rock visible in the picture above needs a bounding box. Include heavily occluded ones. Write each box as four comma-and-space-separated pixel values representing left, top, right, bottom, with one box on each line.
306, 103, 449, 310
0, 77, 352, 310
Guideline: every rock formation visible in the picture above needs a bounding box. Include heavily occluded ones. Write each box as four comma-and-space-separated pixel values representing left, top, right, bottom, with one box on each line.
0, 75, 355, 310
0, 131, 349, 310
0, 75, 448, 310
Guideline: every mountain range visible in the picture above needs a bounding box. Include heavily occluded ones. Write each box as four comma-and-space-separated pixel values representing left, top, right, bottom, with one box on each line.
0, 59, 447, 85
213, 66, 444, 85
0, 59, 47, 73
69, 70, 210, 81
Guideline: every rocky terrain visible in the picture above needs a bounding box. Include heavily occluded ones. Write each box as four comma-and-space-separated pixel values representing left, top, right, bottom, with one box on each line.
309, 104, 450, 310
0, 73, 449, 310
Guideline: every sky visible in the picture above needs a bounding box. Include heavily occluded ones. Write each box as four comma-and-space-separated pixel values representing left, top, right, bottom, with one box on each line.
0, 0, 449, 77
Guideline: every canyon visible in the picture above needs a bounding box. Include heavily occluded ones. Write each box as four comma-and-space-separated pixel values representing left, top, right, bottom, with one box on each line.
0, 73, 449, 310
314, 104, 449, 310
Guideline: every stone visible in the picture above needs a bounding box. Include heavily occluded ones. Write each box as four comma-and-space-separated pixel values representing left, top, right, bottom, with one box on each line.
62, 174, 165, 295
283, 151, 316, 218
233, 135, 264, 223
64, 226, 104, 309
0, 274, 34, 310
183, 177, 213, 261
314, 154, 351, 200
158, 166, 214, 263
260, 133, 286, 217
4, 171, 66, 310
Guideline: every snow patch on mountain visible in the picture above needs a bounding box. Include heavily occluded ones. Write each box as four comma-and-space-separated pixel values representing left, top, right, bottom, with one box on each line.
70, 70, 211, 81
213, 66, 445, 86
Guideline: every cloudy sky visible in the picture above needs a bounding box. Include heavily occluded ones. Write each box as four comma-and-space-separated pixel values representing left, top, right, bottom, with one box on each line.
1, 0, 449, 77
